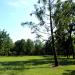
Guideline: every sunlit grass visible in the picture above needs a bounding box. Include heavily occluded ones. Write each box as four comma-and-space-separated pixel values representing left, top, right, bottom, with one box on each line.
0, 56, 75, 75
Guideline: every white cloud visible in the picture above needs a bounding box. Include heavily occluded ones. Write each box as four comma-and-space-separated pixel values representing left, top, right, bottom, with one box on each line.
7, 0, 28, 7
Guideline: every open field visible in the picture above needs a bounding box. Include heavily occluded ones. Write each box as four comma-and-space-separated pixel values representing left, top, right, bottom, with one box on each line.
0, 56, 75, 75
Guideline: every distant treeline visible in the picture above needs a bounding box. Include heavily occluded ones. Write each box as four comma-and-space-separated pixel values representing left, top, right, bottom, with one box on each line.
0, 29, 75, 56
0, 29, 52, 56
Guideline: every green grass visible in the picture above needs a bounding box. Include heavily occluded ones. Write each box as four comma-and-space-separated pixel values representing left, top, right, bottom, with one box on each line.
0, 56, 75, 75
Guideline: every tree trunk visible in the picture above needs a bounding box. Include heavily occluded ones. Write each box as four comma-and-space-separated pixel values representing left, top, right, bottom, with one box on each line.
49, 0, 58, 66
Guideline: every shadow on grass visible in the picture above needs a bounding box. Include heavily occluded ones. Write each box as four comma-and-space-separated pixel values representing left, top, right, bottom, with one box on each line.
42, 56, 75, 66
43, 55, 75, 66
0, 57, 54, 71
0, 56, 75, 71
63, 70, 75, 75
58, 57, 75, 65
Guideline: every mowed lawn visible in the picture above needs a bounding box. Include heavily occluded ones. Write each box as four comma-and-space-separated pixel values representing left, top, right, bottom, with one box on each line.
0, 56, 75, 75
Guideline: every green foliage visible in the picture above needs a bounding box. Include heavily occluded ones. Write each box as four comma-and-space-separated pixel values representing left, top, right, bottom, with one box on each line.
38, 0, 47, 5
44, 37, 53, 55
0, 30, 13, 56
34, 40, 44, 55
12, 39, 46, 55
53, 0, 75, 55
14, 39, 26, 55
26, 39, 35, 55
21, 0, 75, 59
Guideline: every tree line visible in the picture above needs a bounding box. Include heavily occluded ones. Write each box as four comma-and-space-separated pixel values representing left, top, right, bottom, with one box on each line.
0, 29, 75, 56
0, 30, 45, 56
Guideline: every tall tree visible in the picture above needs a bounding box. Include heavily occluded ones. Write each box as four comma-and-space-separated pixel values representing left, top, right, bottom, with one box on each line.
53, 0, 75, 58
22, 0, 58, 66
49, 0, 58, 66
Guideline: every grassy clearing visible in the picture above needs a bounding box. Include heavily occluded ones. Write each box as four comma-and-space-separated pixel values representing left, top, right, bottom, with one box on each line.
0, 56, 75, 75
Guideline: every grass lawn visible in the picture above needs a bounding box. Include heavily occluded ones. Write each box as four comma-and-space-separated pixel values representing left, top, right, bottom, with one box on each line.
0, 56, 75, 75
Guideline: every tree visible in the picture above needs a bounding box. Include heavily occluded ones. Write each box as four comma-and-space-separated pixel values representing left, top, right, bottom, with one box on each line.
22, 0, 75, 65
14, 39, 26, 55
53, 0, 75, 58
34, 40, 44, 55
44, 37, 53, 55
0, 30, 13, 56
22, 0, 58, 66
26, 39, 34, 55
3, 37, 13, 56
34, 0, 58, 66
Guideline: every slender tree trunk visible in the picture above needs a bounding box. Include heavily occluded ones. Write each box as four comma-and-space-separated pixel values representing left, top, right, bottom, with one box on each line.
49, 0, 58, 66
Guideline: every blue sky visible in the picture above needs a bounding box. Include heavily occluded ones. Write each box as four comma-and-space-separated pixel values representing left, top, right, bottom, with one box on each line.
0, 0, 37, 42
0, 0, 73, 42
